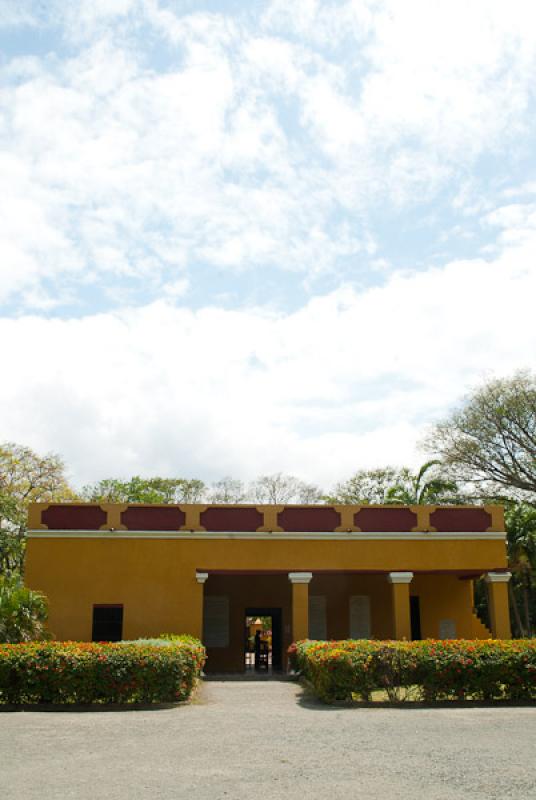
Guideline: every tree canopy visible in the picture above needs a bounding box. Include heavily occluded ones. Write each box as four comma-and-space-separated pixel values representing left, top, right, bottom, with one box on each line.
210, 477, 248, 503
326, 463, 459, 505
82, 472, 324, 505
0, 442, 76, 574
81, 476, 206, 504
252, 473, 323, 504
424, 371, 536, 502
327, 467, 414, 504
504, 502, 536, 636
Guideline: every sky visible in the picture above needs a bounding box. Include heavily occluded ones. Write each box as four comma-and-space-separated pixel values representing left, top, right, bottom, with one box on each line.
0, 0, 535, 491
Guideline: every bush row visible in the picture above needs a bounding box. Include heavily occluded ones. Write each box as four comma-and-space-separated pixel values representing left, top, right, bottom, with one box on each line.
0, 638, 206, 704
289, 639, 536, 704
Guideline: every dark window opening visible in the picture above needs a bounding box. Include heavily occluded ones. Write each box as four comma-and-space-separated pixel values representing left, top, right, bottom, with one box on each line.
92, 605, 123, 642
410, 596, 422, 640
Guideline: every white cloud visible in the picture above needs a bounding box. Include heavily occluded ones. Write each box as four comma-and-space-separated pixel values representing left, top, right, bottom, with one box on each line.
0, 1, 40, 28
0, 20, 366, 307
1, 242, 534, 488
264, 0, 536, 192
2, 1, 536, 308
0, 1, 535, 485
484, 200, 536, 251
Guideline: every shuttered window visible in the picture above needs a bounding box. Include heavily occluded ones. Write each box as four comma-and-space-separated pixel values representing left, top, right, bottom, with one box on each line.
308, 596, 327, 640
349, 595, 371, 639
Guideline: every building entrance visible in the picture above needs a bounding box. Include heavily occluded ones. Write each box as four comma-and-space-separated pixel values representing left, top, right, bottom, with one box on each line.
244, 607, 283, 672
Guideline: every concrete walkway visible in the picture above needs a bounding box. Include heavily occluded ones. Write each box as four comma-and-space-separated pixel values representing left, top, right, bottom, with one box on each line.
1, 680, 535, 800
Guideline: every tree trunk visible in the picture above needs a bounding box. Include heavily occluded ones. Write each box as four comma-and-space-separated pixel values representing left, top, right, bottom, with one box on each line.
522, 573, 532, 637
509, 579, 525, 637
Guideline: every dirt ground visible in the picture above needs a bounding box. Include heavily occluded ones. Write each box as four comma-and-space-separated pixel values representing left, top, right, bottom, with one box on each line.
1, 679, 535, 800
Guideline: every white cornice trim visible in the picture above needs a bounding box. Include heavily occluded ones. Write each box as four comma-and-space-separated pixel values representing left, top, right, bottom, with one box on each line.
288, 571, 313, 584
26, 529, 507, 541
485, 571, 512, 583
388, 571, 414, 584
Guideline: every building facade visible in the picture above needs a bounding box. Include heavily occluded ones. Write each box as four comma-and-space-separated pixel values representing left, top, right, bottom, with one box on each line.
26, 502, 512, 672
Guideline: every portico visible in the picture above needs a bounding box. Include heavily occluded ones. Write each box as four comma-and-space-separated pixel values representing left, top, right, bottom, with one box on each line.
195, 565, 507, 671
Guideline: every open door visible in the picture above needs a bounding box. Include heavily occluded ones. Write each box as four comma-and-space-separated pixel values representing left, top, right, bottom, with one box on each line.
244, 607, 283, 672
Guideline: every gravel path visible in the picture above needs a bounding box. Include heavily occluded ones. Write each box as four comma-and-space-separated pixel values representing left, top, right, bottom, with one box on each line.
1, 680, 535, 800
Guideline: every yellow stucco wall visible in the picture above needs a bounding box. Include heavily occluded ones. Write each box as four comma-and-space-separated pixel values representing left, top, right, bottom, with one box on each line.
25, 538, 206, 641
412, 574, 481, 638
25, 534, 506, 647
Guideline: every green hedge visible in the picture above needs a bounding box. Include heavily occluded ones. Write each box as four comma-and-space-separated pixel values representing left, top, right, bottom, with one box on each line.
0, 639, 206, 704
289, 639, 536, 704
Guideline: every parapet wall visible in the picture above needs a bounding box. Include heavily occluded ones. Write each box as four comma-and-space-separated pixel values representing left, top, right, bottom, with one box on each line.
28, 502, 504, 533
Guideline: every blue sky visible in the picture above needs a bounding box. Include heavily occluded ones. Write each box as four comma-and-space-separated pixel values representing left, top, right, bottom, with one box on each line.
0, 0, 535, 489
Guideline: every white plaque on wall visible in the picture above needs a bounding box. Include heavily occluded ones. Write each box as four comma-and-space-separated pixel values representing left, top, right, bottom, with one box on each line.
439, 619, 456, 639
203, 596, 229, 647
309, 595, 327, 640
349, 595, 371, 639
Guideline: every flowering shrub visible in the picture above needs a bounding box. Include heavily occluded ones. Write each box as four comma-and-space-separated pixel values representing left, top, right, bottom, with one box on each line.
0, 638, 206, 704
291, 639, 536, 704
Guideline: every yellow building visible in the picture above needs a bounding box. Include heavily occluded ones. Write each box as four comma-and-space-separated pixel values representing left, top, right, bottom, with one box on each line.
26, 502, 512, 672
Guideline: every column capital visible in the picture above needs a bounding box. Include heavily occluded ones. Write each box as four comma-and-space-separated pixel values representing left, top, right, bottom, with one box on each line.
485, 571, 512, 584
195, 572, 209, 584
387, 571, 414, 584
288, 572, 313, 584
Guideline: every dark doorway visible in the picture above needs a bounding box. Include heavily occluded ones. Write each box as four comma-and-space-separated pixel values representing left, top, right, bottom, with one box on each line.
410, 596, 422, 640
244, 607, 283, 671
92, 605, 123, 642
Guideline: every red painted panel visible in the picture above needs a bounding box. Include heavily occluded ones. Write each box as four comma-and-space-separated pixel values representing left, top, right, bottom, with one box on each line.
201, 507, 263, 532
430, 507, 491, 532
121, 506, 185, 531
354, 507, 417, 532
277, 507, 341, 532
42, 505, 107, 530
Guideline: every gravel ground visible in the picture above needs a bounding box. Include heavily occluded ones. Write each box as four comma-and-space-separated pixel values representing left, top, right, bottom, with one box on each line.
1, 680, 535, 800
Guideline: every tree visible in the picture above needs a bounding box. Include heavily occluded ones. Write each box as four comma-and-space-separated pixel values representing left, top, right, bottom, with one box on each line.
0, 576, 49, 643
327, 467, 417, 504
210, 477, 248, 503
84, 473, 325, 505
0, 443, 76, 575
504, 502, 536, 637
82, 476, 207, 504
327, 464, 460, 505
251, 473, 323, 504
424, 371, 536, 502
385, 460, 460, 505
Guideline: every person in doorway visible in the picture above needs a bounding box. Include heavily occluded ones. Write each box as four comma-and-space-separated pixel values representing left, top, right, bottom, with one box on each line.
254, 629, 261, 670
